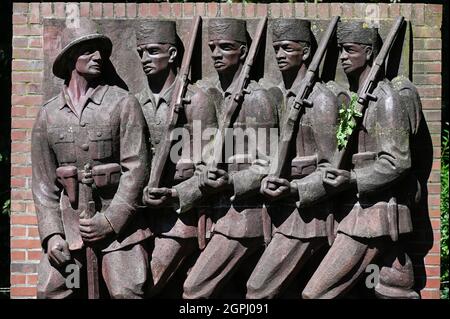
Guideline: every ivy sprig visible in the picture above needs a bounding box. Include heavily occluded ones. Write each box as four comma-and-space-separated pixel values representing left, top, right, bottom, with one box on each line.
336, 92, 362, 150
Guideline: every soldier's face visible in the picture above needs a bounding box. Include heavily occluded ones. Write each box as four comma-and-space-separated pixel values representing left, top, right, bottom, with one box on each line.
137, 43, 176, 77
273, 40, 309, 72
208, 39, 247, 75
74, 43, 103, 78
339, 43, 372, 75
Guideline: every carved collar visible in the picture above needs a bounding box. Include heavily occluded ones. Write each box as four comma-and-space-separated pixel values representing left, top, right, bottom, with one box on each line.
59, 84, 109, 111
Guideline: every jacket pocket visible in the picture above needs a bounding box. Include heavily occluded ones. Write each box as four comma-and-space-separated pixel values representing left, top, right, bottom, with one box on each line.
88, 126, 113, 160
48, 128, 77, 164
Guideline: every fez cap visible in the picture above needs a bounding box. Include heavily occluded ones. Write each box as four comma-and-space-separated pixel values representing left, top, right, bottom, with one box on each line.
52, 18, 112, 80
272, 18, 312, 43
208, 18, 247, 43
135, 20, 177, 46
337, 21, 379, 46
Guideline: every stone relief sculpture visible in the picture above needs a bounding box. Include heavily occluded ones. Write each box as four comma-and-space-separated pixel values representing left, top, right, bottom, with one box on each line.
33, 15, 425, 299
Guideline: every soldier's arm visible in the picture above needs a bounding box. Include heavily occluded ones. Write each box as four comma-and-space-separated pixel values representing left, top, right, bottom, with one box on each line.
31, 107, 65, 249
173, 88, 217, 213
292, 87, 340, 207
103, 95, 150, 234
230, 89, 277, 200
353, 85, 411, 195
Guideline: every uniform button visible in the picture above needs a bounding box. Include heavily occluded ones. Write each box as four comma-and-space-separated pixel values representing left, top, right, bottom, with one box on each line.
81, 144, 89, 151
59, 134, 65, 140
96, 131, 102, 137
154, 139, 160, 145
80, 122, 87, 127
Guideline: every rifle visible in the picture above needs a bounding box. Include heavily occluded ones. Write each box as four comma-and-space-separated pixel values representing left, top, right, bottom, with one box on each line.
333, 16, 405, 242
80, 163, 100, 299
147, 16, 202, 188
265, 16, 340, 246
334, 16, 405, 170
209, 16, 268, 169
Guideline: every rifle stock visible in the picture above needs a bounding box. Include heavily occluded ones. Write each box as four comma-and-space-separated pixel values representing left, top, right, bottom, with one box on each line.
148, 16, 202, 188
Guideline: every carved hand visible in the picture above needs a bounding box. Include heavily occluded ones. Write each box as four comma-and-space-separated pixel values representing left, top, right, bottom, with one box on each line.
199, 167, 230, 194
142, 186, 176, 207
47, 234, 71, 268
79, 213, 114, 244
322, 168, 355, 189
260, 176, 291, 200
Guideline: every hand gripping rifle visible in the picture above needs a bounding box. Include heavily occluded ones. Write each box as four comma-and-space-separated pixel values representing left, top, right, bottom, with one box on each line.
265, 16, 340, 246
147, 16, 202, 189
333, 16, 405, 242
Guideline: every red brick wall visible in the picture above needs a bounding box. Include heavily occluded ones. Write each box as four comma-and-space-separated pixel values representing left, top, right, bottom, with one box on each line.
10, 2, 443, 299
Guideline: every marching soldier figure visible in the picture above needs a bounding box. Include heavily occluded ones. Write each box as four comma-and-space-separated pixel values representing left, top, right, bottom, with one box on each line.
302, 21, 419, 299
182, 18, 278, 299
32, 18, 151, 298
136, 20, 217, 296
246, 19, 340, 299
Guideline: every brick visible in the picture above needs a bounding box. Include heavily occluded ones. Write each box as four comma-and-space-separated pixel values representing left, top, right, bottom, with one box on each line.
80, 2, 90, 17
13, 3, 29, 14
421, 289, 440, 299
270, 3, 281, 18
11, 274, 26, 285
11, 215, 37, 226
114, 3, 125, 18
195, 3, 206, 17
413, 50, 441, 62
379, 3, 388, 19
12, 95, 43, 106
388, 4, 400, 18
230, 3, 242, 18
91, 3, 102, 18
207, 2, 218, 17
294, 3, 305, 18
306, 2, 317, 18
11, 190, 33, 201
11, 263, 38, 274
28, 251, 43, 262
12, 37, 28, 48
423, 110, 441, 122
221, 3, 231, 18
429, 170, 440, 182
413, 74, 441, 86
423, 254, 440, 265
13, 14, 27, 25
424, 277, 440, 289
244, 3, 255, 18
400, 4, 412, 21
429, 218, 440, 229
424, 266, 440, 277
27, 83, 42, 95
342, 3, 352, 19
256, 4, 267, 17
138, 3, 149, 17
27, 227, 40, 238
353, 3, 365, 19
26, 107, 40, 118
11, 226, 26, 237
184, 3, 194, 17
13, 48, 43, 60
427, 183, 441, 196
417, 87, 441, 98
330, 3, 342, 17
126, 3, 136, 18
28, 3, 40, 24
11, 250, 26, 262
10, 287, 37, 297
11, 239, 41, 249
27, 274, 39, 285
11, 177, 26, 188
149, 3, 159, 18
413, 62, 441, 74
413, 4, 425, 26
12, 60, 43, 72
54, 3, 65, 18
103, 3, 113, 18
29, 38, 43, 48
413, 39, 441, 50
281, 3, 292, 18
172, 3, 182, 18
11, 118, 35, 129
26, 203, 37, 215
12, 83, 27, 95
11, 202, 26, 213
160, 3, 170, 18
13, 25, 42, 37
40, 3, 52, 18
11, 107, 27, 118
413, 26, 440, 38
11, 130, 27, 141
428, 4, 443, 15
